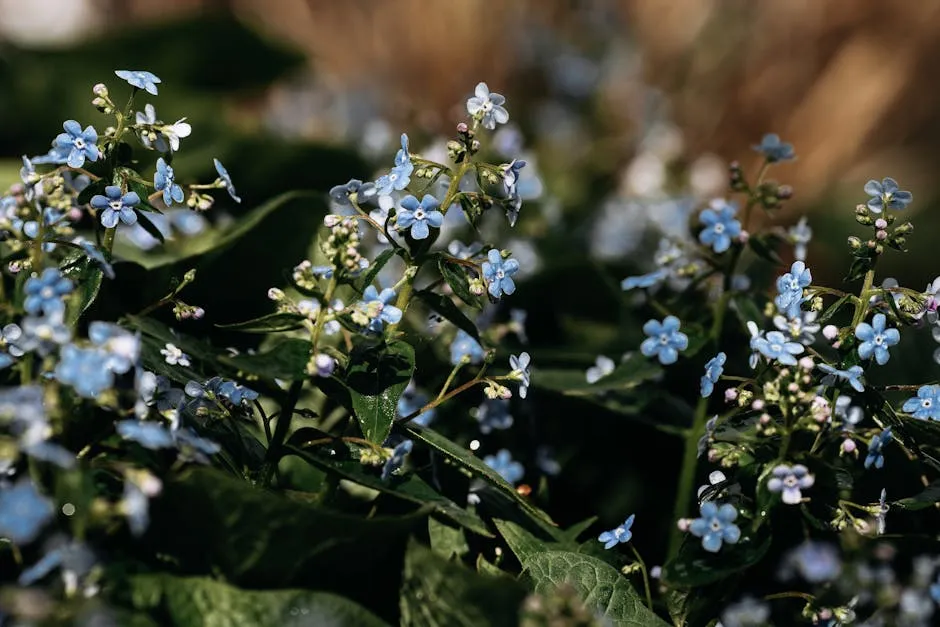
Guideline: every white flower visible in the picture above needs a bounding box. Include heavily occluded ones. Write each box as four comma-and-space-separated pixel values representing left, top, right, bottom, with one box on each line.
466, 82, 509, 130
160, 343, 190, 367
585, 355, 615, 384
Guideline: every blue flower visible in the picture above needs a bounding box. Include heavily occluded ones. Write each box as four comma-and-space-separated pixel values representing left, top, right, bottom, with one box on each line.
206, 377, 259, 406
78, 240, 115, 279
481, 249, 520, 298
789, 217, 812, 261
23, 268, 73, 316
865, 428, 892, 469
818, 364, 865, 393
397, 194, 443, 240
864, 177, 912, 213
18, 311, 72, 354
774, 261, 812, 318
640, 315, 688, 365
621, 268, 669, 292
767, 464, 814, 504
91, 185, 140, 228
855, 313, 899, 365
0, 479, 54, 544
117, 420, 175, 449
375, 134, 413, 196
688, 501, 741, 553
123, 477, 160, 537
598, 514, 635, 549
88, 322, 140, 374
397, 384, 436, 427
752, 134, 795, 163
509, 352, 531, 399
902, 385, 940, 421
484, 449, 524, 485
773, 310, 820, 345
329, 178, 375, 206
115, 69, 161, 95
381, 439, 413, 481
214, 158, 241, 203
360, 286, 403, 333
698, 200, 742, 254
700, 352, 726, 397
753, 330, 804, 365
17, 539, 94, 586
467, 82, 509, 130
154, 157, 184, 206
476, 399, 513, 434
450, 329, 484, 366
931, 575, 940, 605
781, 541, 841, 583
586, 355, 615, 384
53, 120, 99, 168
55, 345, 114, 398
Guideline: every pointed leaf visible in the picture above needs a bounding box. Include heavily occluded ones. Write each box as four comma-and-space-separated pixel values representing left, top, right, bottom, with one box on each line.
414, 289, 480, 340
216, 311, 308, 333
347, 340, 415, 443
438, 257, 483, 309
221, 338, 311, 381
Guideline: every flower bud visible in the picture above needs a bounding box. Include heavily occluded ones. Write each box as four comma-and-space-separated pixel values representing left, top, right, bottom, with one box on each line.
267, 288, 285, 301
847, 236, 862, 250
855, 204, 873, 225
311, 353, 336, 377
724, 388, 738, 402
893, 221, 914, 235
841, 438, 857, 455
456, 122, 468, 134
92, 83, 108, 97
874, 218, 888, 229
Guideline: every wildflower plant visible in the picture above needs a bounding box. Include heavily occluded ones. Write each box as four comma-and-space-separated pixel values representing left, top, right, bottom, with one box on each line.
2, 58, 940, 627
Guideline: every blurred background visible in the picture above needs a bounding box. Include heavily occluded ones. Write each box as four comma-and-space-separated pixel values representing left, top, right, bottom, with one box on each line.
3, 0, 940, 565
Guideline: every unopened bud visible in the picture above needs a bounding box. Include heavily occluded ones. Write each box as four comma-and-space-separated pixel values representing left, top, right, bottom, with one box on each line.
847, 236, 862, 250
894, 221, 914, 235
267, 288, 285, 301
876, 230, 887, 241
92, 83, 108, 97
874, 218, 888, 229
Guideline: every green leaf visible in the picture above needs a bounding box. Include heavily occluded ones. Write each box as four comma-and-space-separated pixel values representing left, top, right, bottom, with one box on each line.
358, 247, 398, 291
428, 518, 470, 560
438, 257, 483, 309
523, 551, 669, 627
347, 340, 415, 444
748, 233, 783, 264
404, 424, 556, 532
534, 353, 662, 394
400, 540, 527, 627
414, 289, 480, 340
125, 574, 390, 627
126, 315, 221, 364
661, 530, 772, 587
66, 262, 103, 326
731, 293, 764, 331
216, 311, 308, 333
894, 480, 940, 511
817, 293, 853, 325
221, 338, 310, 381
134, 210, 167, 244
285, 446, 492, 537
147, 467, 423, 590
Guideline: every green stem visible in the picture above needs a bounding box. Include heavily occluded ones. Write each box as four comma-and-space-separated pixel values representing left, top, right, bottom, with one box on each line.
260, 380, 304, 486
397, 375, 485, 425
629, 544, 654, 611
102, 227, 117, 260
668, 395, 709, 560
850, 267, 876, 330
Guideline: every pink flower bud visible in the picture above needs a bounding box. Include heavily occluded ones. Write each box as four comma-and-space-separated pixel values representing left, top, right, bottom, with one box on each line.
822, 325, 839, 340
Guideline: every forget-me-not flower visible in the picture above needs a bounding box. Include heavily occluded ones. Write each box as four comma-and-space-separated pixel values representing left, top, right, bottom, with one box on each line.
509, 352, 531, 399
773, 310, 820, 346
902, 384, 940, 421
781, 541, 842, 583
481, 249, 520, 298
55, 345, 114, 398
689, 501, 741, 553
502, 159, 526, 226
214, 158, 241, 203
855, 313, 899, 365
91, 185, 140, 228
753, 331, 804, 365
864, 177, 912, 213
700, 352, 726, 398
0, 479, 55, 544
818, 363, 865, 393
621, 268, 669, 292
476, 399, 513, 434
467, 82, 509, 130
154, 157, 184, 206
752, 133, 795, 163
161, 343, 191, 367
18, 311, 71, 354
449, 329, 484, 365
381, 439, 413, 481
115, 70, 161, 95
359, 286, 402, 333
789, 216, 812, 261
865, 428, 892, 469
598, 514, 635, 550
586, 355, 615, 384
640, 315, 688, 365
53, 120, 99, 168
24, 268, 73, 316
484, 449, 524, 486
698, 199, 742, 254
117, 420, 176, 449
88, 322, 140, 375
397, 194, 443, 240
374, 134, 413, 196
767, 464, 815, 504
774, 261, 812, 318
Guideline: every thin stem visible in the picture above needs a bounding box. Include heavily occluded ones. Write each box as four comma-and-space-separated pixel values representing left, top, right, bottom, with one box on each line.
851, 268, 877, 330
102, 227, 117, 260
436, 360, 466, 401
261, 380, 304, 486
668, 395, 708, 560
630, 544, 654, 611
397, 376, 485, 425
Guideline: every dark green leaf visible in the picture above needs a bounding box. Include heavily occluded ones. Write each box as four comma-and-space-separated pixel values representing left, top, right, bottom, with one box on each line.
523, 551, 669, 627
661, 529, 771, 587
221, 338, 310, 381
126, 315, 220, 364
894, 480, 940, 511
66, 262, 103, 326
128, 178, 161, 214
358, 247, 397, 292
216, 311, 308, 334
76, 179, 106, 206
438, 257, 483, 309
135, 210, 167, 244
534, 353, 662, 394
400, 540, 527, 627
347, 340, 415, 444
817, 293, 853, 325
731, 293, 764, 331
286, 445, 492, 537
404, 424, 556, 532
414, 289, 480, 340
125, 574, 389, 627
748, 234, 783, 264
428, 518, 470, 560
